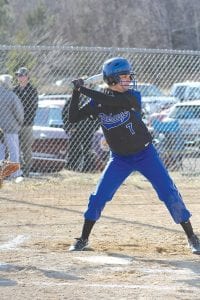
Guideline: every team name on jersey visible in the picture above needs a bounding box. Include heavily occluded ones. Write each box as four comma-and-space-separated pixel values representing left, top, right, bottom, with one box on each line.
99, 111, 130, 130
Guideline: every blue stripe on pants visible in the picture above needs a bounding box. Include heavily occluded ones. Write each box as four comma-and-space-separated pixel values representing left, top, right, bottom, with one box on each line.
84, 144, 191, 223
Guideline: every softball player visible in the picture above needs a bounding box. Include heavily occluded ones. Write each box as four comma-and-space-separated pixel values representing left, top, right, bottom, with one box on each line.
68, 57, 200, 254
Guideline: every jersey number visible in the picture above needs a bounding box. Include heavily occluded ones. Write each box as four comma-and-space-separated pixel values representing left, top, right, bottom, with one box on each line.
126, 122, 135, 135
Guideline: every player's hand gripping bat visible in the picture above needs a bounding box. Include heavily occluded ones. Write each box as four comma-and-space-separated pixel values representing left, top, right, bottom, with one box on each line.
71, 73, 103, 90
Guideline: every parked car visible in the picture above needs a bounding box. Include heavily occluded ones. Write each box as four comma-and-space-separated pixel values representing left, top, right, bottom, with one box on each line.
137, 82, 178, 115
169, 81, 192, 101
169, 81, 200, 101
32, 99, 69, 172
137, 82, 164, 97
152, 100, 200, 169
39, 94, 71, 101
183, 82, 200, 101
32, 97, 106, 173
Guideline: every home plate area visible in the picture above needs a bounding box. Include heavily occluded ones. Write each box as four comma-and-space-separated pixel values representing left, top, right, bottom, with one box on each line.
0, 234, 200, 299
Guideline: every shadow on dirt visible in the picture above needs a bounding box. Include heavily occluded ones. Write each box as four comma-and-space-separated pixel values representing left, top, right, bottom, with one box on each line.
1, 196, 181, 235
97, 252, 200, 289
0, 262, 84, 282
138, 257, 200, 288
0, 278, 17, 286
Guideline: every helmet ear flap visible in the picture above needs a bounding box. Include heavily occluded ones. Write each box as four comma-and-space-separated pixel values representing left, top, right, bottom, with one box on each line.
103, 74, 120, 86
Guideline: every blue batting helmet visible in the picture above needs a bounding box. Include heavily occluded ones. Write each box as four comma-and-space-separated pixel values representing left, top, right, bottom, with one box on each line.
102, 57, 133, 85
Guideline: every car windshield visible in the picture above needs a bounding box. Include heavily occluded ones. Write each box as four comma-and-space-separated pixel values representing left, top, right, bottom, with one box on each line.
34, 106, 63, 127
137, 84, 164, 96
169, 105, 200, 119
184, 87, 200, 100
170, 86, 187, 98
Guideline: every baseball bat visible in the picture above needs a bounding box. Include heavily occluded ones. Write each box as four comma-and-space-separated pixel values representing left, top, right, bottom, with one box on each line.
84, 73, 103, 85
69, 73, 103, 89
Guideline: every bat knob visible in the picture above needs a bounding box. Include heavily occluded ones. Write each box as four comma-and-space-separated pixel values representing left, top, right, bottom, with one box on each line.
71, 78, 84, 90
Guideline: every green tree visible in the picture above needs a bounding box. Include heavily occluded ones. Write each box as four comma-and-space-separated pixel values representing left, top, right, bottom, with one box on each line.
26, 3, 47, 30
0, 0, 12, 43
5, 32, 37, 85
24, 2, 55, 44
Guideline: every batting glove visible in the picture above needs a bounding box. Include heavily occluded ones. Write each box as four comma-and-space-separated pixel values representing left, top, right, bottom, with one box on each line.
71, 78, 84, 90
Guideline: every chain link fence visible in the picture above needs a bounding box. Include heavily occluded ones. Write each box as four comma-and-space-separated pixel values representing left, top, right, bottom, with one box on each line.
0, 45, 199, 199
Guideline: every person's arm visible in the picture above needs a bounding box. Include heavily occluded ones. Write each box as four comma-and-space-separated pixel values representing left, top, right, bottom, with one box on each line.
68, 90, 95, 123
79, 86, 141, 111
32, 88, 38, 116
12, 94, 24, 127
29, 87, 38, 123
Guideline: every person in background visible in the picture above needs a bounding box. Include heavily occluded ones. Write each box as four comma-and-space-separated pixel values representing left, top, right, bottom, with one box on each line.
13, 67, 38, 177
62, 94, 100, 172
0, 74, 24, 181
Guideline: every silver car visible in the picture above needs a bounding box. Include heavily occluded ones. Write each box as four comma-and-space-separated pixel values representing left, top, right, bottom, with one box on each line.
137, 82, 178, 115
152, 100, 200, 169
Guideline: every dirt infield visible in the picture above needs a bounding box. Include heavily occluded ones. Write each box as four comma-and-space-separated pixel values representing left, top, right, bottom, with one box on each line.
0, 171, 200, 299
